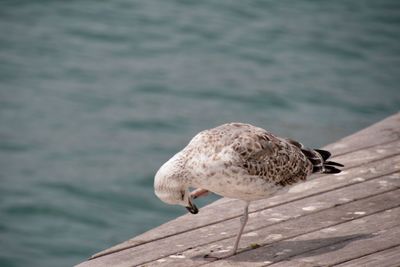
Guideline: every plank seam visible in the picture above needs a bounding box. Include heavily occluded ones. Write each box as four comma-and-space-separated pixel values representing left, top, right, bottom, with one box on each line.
260, 225, 400, 267
331, 243, 400, 266
136, 189, 400, 266
139, 203, 400, 267
196, 193, 400, 267
329, 137, 400, 158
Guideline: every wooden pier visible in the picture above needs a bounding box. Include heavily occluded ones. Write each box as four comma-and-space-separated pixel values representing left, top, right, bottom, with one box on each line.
77, 113, 400, 267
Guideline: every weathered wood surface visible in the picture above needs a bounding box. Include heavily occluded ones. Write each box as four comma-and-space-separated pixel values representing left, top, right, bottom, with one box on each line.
76, 112, 400, 267
334, 245, 400, 267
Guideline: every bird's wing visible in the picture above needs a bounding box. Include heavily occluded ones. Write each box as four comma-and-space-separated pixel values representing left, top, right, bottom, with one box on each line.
232, 130, 313, 186
186, 123, 313, 187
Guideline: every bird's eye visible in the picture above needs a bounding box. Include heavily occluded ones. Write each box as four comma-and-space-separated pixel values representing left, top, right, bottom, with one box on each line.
180, 191, 185, 201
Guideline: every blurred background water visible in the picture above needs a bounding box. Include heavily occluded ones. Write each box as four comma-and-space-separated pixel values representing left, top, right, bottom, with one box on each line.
0, 0, 399, 266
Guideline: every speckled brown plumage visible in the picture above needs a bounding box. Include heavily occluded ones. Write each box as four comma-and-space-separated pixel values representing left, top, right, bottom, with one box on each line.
182, 123, 315, 197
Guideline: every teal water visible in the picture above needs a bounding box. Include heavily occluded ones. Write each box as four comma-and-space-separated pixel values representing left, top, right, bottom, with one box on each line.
1, 1, 399, 266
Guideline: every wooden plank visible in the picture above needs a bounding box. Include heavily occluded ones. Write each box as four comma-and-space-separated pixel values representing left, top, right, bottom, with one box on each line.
324, 112, 400, 156
89, 145, 400, 261
267, 222, 400, 267
333, 244, 400, 267
141, 189, 400, 267
328, 138, 400, 169
203, 207, 400, 267
78, 175, 400, 267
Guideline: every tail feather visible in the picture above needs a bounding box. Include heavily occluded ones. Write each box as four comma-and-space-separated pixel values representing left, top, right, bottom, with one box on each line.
324, 161, 344, 167
314, 149, 331, 161
301, 147, 343, 174
324, 165, 342, 174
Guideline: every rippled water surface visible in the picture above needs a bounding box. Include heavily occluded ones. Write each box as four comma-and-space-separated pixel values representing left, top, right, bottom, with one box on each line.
1, 1, 399, 266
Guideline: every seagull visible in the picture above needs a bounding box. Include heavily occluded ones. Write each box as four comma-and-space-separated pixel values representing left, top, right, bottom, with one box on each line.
154, 122, 343, 257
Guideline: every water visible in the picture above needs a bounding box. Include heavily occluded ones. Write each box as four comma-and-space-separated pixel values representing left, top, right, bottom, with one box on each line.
0, 1, 399, 266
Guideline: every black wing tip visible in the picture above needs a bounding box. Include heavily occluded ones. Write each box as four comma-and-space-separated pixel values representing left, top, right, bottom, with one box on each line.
304, 148, 344, 174
314, 149, 331, 160
325, 161, 344, 167
324, 165, 342, 174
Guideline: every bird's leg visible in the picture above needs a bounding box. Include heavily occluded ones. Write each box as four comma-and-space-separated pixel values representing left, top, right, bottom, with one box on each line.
190, 188, 209, 199
232, 201, 250, 255
204, 201, 250, 259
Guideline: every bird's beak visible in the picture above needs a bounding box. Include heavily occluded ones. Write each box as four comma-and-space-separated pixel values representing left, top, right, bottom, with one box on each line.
186, 198, 198, 214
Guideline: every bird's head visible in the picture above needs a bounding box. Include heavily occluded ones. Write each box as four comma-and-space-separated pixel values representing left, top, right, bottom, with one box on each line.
154, 153, 198, 214
154, 186, 198, 214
